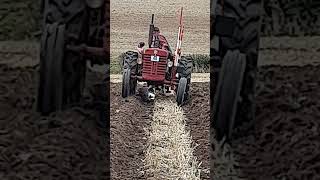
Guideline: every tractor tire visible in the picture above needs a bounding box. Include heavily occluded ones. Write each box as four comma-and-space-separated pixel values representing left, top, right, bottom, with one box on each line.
212, 0, 262, 139
123, 51, 138, 69
176, 77, 188, 106
63, 52, 86, 104
213, 50, 246, 141
122, 51, 138, 97
178, 56, 193, 79
37, 0, 88, 115
176, 55, 193, 105
91, 81, 108, 128
122, 68, 131, 98
37, 23, 65, 115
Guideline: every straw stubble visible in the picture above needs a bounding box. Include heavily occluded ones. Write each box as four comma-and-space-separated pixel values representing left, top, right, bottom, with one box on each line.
143, 100, 202, 179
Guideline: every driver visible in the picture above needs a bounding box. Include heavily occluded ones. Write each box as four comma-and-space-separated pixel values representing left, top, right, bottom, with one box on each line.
136, 27, 173, 60
152, 27, 172, 53
137, 42, 145, 54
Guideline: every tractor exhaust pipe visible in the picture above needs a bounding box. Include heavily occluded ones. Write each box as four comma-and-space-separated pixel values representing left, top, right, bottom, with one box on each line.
151, 14, 154, 24
148, 14, 155, 48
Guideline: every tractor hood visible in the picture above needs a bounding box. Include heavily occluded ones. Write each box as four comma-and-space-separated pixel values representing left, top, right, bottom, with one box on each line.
144, 48, 169, 58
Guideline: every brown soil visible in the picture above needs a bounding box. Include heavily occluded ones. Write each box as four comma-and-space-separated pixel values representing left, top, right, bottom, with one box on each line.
212, 65, 320, 179
110, 82, 210, 179
110, 83, 153, 179
0, 64, 109, 179
0, 0, 41, 40
183, 82, 210, 179
110, 0, 210, 57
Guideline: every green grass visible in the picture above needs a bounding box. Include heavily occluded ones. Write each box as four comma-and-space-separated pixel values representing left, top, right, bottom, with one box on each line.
110, 54, 122, 74
189, 54, 210, 73
111, 53, 210, 74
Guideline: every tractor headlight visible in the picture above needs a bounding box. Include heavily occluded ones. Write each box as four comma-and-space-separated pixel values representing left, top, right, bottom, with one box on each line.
167, 60, 173, 67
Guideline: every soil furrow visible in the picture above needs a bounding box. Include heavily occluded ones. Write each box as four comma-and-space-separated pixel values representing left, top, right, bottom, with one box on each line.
110, 83, 154, 179
111, 82, 210, 179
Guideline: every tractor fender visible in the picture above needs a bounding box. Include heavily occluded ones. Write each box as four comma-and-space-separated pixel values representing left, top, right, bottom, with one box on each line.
86, 0, 104, 8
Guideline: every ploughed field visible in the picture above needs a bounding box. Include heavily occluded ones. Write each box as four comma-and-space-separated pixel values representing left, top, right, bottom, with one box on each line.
110, 64, 320, 179
110, 1, 211, 175
110, 0, 210, 56
110, 82, 211, 179
0, 38, 319, 179
0, 43, 108, 179
212, 64, 320, 179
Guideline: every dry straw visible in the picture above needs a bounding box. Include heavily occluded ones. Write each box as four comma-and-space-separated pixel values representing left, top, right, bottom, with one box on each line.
143, 100, 202, 179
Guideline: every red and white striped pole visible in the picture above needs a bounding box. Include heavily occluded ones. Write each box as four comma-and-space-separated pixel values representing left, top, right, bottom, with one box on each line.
174, 7, 184, 67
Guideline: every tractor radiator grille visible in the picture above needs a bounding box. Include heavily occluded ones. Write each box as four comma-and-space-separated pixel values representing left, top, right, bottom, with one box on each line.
142, 55, 167, 81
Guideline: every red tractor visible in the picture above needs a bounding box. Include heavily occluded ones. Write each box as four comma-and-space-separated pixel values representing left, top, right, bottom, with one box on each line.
121, 8, 193, 105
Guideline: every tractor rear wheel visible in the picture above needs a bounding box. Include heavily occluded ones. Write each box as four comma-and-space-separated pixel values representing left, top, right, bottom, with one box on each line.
121, 51, 138, 98
176, 56, 193, 105
178, 56, 193, 79
213, 50, 246, 141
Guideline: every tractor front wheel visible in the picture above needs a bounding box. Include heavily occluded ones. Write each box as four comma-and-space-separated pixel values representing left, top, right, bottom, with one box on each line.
176, 56, 193, 105
37, 23, 65, 115
122, 68, 131, 98
212, 50, 246, 141
176, 77, 188, 106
